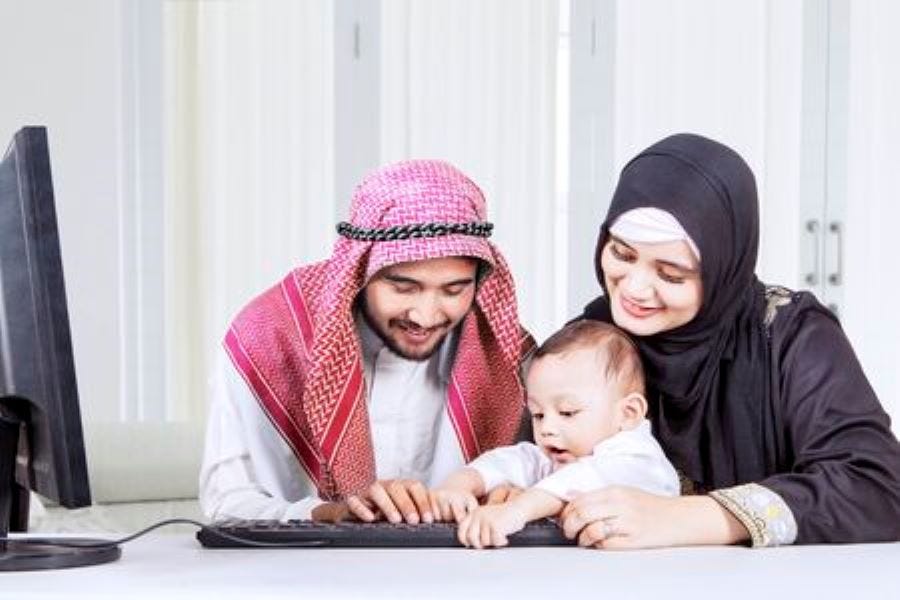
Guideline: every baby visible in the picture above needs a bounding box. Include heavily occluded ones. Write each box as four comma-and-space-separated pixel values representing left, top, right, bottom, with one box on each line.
429, 320, 679, 548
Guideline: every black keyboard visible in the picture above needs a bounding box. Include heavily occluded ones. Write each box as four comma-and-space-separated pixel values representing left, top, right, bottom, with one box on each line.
197, 518, 575, 548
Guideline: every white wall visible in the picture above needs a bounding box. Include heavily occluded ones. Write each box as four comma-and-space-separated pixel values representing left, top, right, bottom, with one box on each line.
0, 1, 189, 500
0, 0, 126, 425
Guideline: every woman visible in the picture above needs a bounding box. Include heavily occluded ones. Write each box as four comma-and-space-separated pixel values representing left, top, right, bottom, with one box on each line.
563, 133, 900, 548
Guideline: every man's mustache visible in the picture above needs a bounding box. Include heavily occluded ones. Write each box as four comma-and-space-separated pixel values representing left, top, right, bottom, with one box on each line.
390, 318, 451, 333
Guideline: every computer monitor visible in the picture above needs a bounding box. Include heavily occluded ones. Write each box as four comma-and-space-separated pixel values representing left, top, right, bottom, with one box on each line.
0, 127, 120, 570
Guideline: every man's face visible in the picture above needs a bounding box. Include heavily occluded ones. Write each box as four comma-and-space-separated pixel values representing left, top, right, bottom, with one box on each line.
361, 256, 479, 361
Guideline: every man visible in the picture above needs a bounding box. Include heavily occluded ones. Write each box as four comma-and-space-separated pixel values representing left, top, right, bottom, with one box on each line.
199, 160, 532, 524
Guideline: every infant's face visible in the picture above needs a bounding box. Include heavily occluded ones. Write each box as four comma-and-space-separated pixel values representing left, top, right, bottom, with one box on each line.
525, 349, 625, 466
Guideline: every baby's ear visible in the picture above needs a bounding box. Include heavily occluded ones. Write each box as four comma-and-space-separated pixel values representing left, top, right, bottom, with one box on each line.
620, 392, 648, 429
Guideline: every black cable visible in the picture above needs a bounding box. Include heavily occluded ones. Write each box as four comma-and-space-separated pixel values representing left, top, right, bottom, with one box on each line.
0, 518, 326, 550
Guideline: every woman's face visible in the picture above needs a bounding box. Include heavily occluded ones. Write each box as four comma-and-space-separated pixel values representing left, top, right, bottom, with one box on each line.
600, 235, 703, 336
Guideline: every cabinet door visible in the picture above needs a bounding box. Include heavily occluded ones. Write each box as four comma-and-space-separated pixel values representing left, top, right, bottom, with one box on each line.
838, 0, 900, 429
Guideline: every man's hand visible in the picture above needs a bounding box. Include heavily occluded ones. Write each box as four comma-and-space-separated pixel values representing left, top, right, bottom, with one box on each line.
428, 487, 478, 523
354, 479, 435, 524
312, 479, 433, 523
457, 504, 527, 549
310, 500, 355, 522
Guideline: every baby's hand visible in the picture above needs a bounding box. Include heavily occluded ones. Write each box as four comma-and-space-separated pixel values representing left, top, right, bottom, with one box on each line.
428, 487, 478, 523
457, 504, 527, 549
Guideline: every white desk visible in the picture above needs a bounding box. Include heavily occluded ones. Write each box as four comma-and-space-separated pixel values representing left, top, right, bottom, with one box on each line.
3, 535, 899, 600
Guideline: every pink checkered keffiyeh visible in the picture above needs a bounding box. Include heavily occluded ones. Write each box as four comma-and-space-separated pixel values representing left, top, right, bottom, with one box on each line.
224, 160, 532, 500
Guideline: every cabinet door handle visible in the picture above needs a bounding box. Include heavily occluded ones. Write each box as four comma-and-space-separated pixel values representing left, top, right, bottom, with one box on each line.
828, 221, 843, 286
804, 219, 820, 286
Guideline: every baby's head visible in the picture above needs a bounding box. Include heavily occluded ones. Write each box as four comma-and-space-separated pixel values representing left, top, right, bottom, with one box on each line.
525, 320, 647, 465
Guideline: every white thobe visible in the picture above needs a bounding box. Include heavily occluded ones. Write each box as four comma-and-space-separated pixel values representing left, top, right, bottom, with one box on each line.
199, 317, 465, 521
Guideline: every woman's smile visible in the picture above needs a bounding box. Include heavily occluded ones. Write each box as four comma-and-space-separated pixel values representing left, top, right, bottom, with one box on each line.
619, 294, 662, 319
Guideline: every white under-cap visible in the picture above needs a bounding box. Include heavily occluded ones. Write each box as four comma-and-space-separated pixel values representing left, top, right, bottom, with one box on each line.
609, 207, 701, 261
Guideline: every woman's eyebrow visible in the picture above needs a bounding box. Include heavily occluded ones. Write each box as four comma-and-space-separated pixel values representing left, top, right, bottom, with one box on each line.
657, 258, 698, 273
608, 234, 633, 249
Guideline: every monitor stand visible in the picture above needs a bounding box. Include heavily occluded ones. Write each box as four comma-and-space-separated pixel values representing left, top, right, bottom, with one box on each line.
0, 400, 121, 571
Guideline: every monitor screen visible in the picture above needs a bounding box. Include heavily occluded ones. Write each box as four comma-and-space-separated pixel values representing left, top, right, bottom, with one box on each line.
0, 127, 119, 570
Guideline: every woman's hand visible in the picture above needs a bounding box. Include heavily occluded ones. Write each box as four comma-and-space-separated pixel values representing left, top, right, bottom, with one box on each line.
560, 486, 748, 549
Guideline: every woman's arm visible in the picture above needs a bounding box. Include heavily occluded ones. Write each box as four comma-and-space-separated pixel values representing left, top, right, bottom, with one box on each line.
757, 310, 900, 544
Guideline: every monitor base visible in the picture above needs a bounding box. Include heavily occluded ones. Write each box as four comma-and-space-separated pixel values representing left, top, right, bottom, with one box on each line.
0, 538, 121, 571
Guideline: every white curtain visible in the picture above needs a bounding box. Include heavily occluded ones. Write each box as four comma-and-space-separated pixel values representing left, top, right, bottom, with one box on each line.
164, 0, 336, 423
381, 0, 562, 340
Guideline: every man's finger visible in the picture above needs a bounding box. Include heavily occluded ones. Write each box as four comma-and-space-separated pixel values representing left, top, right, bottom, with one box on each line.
407, 481, 433, 523
428, 493, 443, 522
346, 496, 375, 522
435, 497, 451, 522
368, 482, 402, 523
385, 480, 419, 524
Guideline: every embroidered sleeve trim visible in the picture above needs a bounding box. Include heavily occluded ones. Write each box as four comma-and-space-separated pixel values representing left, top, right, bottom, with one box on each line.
763, 285, 793, 329
709, 483, 798, 547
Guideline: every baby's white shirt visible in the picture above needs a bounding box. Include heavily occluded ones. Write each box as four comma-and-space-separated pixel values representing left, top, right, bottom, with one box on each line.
468, 420, 680, 500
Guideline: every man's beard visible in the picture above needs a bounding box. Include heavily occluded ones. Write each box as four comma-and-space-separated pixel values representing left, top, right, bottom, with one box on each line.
361, 310, 451, 362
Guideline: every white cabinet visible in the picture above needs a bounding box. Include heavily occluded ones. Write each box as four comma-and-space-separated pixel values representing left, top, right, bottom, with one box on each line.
799, 0, 899, 425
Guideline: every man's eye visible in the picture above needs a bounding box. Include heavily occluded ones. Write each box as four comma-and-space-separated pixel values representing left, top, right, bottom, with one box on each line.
392, 284, 417, 294
443, 285, 468, 297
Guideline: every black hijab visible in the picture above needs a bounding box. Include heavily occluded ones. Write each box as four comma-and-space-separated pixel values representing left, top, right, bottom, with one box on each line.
583, 133, 811, 488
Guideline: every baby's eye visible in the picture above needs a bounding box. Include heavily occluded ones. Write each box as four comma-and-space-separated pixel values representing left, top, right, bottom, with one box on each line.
559, 410, 579, 418
531, 413, 544, 420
